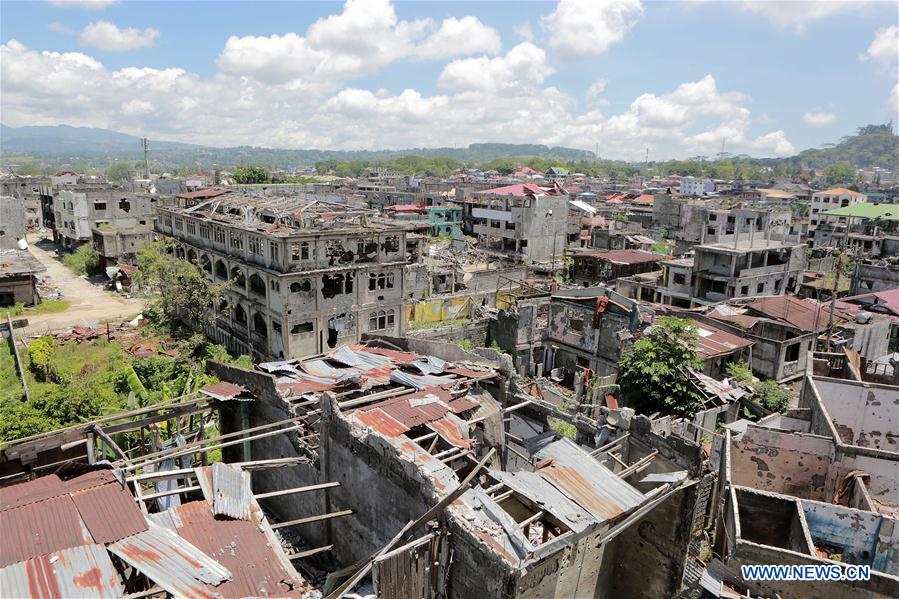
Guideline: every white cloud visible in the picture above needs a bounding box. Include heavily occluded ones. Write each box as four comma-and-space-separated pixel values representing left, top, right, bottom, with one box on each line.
859, 25, 899, 70
541, 0, 643, 59
0, 39, 797, 159
218, 0, 499, 87
513, 22, 534, 42
417, 16, 501, 60
437, 43, 553, 92
740, 1, 871, 34
802, 111, 836, 127
587, 79, 608, 98
80, 21, 159, 52
50, 0, 117, 9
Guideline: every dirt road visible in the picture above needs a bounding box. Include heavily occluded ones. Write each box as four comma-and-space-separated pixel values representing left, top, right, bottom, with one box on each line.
20, 236, 146, 336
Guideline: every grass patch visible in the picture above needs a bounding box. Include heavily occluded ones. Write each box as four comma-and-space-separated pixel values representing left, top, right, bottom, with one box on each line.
2, 300, 71, 319
549, 417, 577, 439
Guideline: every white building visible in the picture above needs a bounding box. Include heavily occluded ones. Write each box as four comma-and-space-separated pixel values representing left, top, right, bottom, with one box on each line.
809, 187, 866, 243
679, 176, 711, 196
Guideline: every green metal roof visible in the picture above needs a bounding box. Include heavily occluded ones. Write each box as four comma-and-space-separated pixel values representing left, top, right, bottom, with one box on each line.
820, 203, 899, 221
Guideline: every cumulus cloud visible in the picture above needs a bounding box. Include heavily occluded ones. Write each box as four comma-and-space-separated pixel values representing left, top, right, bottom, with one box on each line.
587, 79, 608, 100
217, 0, 499, 88
859, 25, 899, 70
80, 21, 159, 52
437, 43, 553, 92
802, 111, 836, 127
541, 0, 643, 58
1, 38, 796, 159
513, 22, 534, 42
50, 0, 117, 9
741, 1, 871, 34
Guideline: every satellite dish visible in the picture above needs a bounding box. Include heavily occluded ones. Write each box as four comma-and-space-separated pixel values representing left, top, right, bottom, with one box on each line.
17, 238, 28, 250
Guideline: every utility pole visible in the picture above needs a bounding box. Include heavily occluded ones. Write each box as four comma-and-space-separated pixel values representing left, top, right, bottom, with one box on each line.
140, 137, 150, 179
825, 251, 842, 351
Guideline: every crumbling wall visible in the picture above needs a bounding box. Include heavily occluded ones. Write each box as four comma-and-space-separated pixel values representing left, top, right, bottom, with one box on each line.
610, 484, 700, 598
730, 425, 835, 500
513, 528, 616, 599
802, 500, 899, 575
445, 516, 517, 598
407, 318, 490, 347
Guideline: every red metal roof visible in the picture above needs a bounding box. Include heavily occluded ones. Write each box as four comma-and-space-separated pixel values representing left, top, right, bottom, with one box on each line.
0, 495, 91, 567
173, 501, 311, 598
691, 321, 753, 359
70, 482, 148, 544
473, 183, 560, 197
356, 409, 409, 437
385, 204, 425, 212
744, 296, 851, 332
428, 417, 471, 448
200, 381, 247, 401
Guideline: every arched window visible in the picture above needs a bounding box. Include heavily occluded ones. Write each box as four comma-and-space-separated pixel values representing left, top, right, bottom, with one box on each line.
200, 255, 212, 273
253, 313, 267, 338
186, 249, 197, 263
290, 279, 312, 293
175, 246, 186, 260
214, 260, 227, 279
369, 309, 394, 331
231, 267, 245, 288
249, 273, 266, 296
234, 304, 247, 325
218, 299, 229, 314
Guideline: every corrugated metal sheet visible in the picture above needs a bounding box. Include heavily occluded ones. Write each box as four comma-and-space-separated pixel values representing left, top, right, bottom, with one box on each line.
200, 382, 251, 402
0, 544, 125, 599
356, 409, 410, 437
0, 494, 92, 567
172, 502, 311, 598
351, 345, 419, 364
377, 395, 449, 428
489, 470, 594, 533
0, 474, 63, 509
328, 346, 394, 369
446, 395, 480, 414
108, 522, 231, 597
389, 370, 455, 390
211, 463, 251, 521
71, 482, 148, 544
533, 438, 645, 524
427, 415, 471, 448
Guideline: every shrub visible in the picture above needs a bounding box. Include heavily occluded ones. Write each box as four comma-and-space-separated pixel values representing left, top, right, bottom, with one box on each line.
754, 380, 792, 413
63, 244, 100, 276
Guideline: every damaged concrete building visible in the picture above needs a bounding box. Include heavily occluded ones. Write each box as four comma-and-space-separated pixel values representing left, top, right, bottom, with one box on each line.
156, 193, 427, 360
53, 185, 162, 247
203, 337, 712, 598
710, 363, 899, 598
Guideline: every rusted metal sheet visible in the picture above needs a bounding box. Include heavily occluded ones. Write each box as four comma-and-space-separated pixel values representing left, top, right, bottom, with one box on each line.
378, 397, 449, 428
427, 415, 471, 448
71, 482, 148, 544
489, 470, 594, 533
356, 409, 410, 437
0, 494, 92, 567
211, 463, 251, 521
446, 395, 480, 414
533, 438, 644, 524
0, 474, 63, 509
200, 382, 252, 402
173, 502, 312, 598
0, 544, 125, 599
107, 522, 231, 597
351, 345, 420, 364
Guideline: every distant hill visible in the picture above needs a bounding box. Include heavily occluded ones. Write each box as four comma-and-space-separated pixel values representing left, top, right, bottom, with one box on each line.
791, 124, 898, 171
0, 124, 595, 167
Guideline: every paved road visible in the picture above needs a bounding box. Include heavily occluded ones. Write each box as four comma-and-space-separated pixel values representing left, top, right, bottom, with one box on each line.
20, 235, 146, 336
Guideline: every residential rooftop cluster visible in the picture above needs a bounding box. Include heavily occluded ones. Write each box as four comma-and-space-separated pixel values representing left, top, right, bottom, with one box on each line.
1, 159, 898, 598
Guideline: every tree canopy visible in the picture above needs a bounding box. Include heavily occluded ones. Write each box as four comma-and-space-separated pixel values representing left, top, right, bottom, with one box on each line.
233, 165, 271, 184
617, 316, 704, 417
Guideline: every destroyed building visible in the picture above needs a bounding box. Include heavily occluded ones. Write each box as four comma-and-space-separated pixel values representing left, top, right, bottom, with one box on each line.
53, 186, 162, 247
203, 337, 712, 598
0, 195, 46, 307
156, 193, 427, 360
567, 248, 668, 285
711, 366, 899, 598
462, 184, 571, 268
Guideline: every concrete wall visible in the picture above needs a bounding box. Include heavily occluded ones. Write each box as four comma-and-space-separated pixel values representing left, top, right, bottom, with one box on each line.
730, 425, 835, 500
802, 499, 899, 575
812, 378, 898, 452
0, 195, 26, 250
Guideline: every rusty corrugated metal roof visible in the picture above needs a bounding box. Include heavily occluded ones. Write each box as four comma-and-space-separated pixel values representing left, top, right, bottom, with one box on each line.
70, 482, 148, 544
107, 522, 231, 597
200, 382, 252, 402
171, 501, 312, 598
355, 409, 409, 437
427, 416, 471, 449
0, 495, 92, 567
0, 543, 124, 599
533, 438, 645, 524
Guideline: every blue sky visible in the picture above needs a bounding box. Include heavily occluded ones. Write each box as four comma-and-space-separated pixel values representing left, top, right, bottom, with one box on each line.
1, 0, 897, 159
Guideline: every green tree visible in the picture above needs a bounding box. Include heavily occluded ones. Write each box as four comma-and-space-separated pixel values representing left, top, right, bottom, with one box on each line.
725, 361, 753, 385
106, 162, 134, 183
233, 165, 271, 184
823, 162, 858, 186
753, 380, 792, 413
62, 244, 101, 276
617, 316, 704, 417
135, 240, 226, 333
